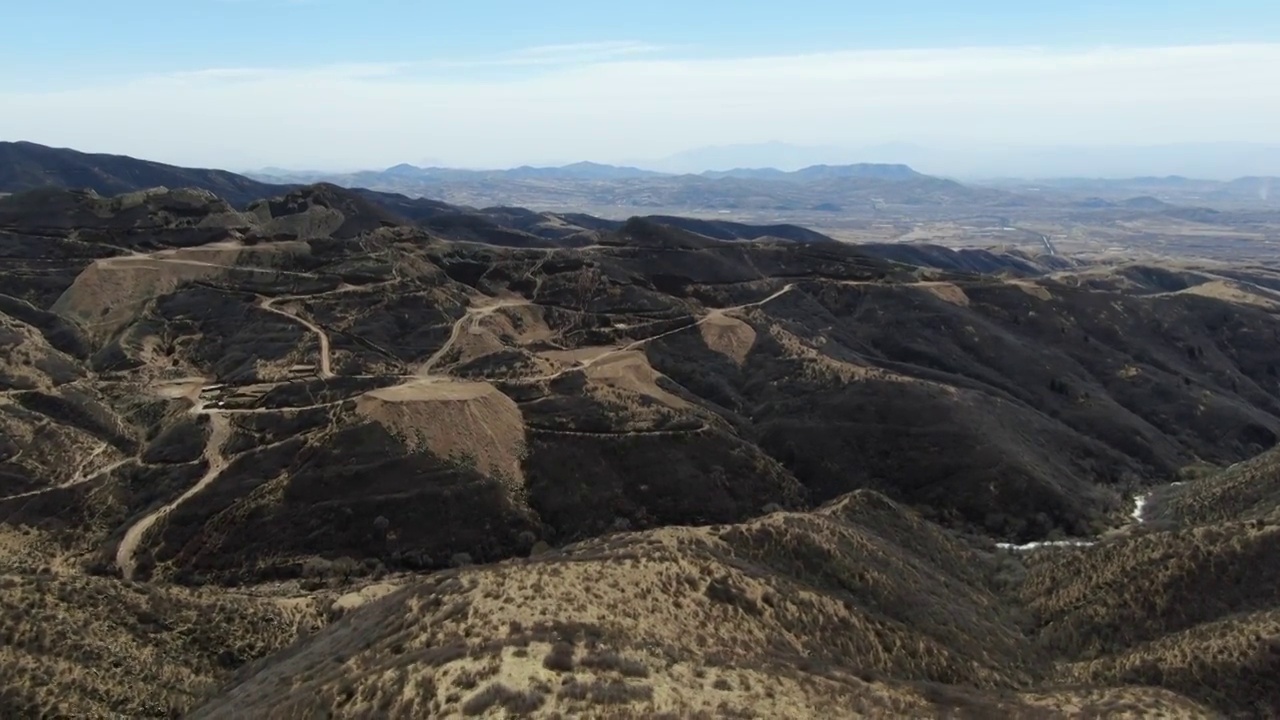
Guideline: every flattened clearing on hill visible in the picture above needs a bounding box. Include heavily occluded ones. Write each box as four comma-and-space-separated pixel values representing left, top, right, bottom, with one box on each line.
355, 379, 525, 487
699, 313, 757, 365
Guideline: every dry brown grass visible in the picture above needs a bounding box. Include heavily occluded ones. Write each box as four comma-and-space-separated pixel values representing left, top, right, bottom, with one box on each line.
189, 491, 1216, 719
0, 570, 321, 718
916, 281, 970, 307
1176, 279, 1280, 309
1019, 518, 1280, 716
1057, 609, 1280, 717
1157, 447, 1280, 526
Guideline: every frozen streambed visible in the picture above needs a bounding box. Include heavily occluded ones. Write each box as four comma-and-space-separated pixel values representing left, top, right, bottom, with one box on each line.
995, 538, 1098, 551
1131, 493, 1150, 523
996, 484, 1181, 553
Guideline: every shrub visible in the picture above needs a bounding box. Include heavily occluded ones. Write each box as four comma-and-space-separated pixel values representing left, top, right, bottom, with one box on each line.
543, 642, 575, 673
461, 683, 545, 716
579, 651, 650, 678
557, 679, 653, 705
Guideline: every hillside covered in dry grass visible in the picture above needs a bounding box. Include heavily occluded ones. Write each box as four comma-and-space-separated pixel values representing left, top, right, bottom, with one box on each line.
192, 451, 1280, 718
190, 480, 1280, 719
2, 170, 1280, 717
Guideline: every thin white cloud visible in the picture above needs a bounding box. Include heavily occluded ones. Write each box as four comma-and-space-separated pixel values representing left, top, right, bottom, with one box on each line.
162, 63, 411, 83
3, 43, 1278, 170
427, 41, 666, 69
507, 41, 664, 58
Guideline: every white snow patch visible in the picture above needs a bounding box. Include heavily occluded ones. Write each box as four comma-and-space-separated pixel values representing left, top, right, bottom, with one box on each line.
996, 539, 1096, 552
1132, 492, 1151, 523
995, 484, 1184, 554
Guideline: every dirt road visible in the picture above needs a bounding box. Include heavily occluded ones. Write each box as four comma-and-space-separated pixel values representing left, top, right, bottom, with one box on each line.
524, 283, 796, 383
116, 414, 231, 581
259, 297, 334, 378
419, 297, 534, 375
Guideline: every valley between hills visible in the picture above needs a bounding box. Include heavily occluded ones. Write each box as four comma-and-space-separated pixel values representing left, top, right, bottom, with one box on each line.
2, 146, 1280, 718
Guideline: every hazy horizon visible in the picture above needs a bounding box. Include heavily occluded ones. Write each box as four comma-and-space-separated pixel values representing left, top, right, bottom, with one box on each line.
230, 140, 1280, 181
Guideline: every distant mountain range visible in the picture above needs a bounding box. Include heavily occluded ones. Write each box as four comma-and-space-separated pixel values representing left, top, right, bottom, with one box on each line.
632, 141, 1280, 181
0, 141, 867, 249
4, 141, 1277, 228
632, 141, 924, 175
247, 161, 928, 185
1, 141, 979, 218
247, 157, 1280, 215
249, 163, 1000, 217
988, 175, 1279, 210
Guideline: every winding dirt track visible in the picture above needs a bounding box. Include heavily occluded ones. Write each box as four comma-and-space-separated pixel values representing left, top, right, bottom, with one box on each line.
98, 253, 322, 279
115, 414, 231, 581
528, 423, 710, 438
89, 245, 392, 381
419, 297, 534, 375
602, 283, 795, 363
196, 399, 350, 416
259, 297, 334, 378
251, 279, 405, 380
16, 256, 799, 576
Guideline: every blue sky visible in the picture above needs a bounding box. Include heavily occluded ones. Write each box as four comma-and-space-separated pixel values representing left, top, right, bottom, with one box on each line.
5, 0, 1279, 83
3, 1, 1280, 170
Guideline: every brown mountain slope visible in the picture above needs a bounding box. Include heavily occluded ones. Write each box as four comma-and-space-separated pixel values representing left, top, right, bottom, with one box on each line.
190, 492, 1210, 720
5, 184, 1280, 588
4, 176, 1280, 717
1152, 443, 1280, 526
1020, 521, 1280, 715
987, 443, 1280, 717
0, 570, 315, 718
